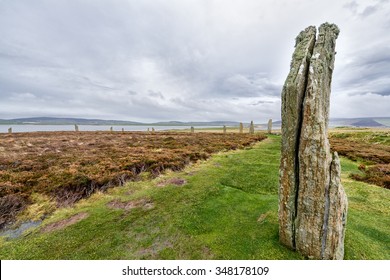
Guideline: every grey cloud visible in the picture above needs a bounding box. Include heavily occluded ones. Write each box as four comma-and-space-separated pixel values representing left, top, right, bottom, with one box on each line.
148, 90, 165, 100
0, 0, 389, 121
361, 5, 378, 17
343, 1, 358, 13
250, 100, 275, 106
334, 45, 390, 97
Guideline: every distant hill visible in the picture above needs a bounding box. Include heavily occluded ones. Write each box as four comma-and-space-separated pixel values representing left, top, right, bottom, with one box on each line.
350, 119, 384, 127
330, 117, 389, 128
1, 116, 389, 127
0, 117, 142, 125
0, 117, 241, 127
260, 117, 389, 128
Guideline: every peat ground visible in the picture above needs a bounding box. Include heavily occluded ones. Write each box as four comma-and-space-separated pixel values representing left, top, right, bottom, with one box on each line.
0, 131, 265, 229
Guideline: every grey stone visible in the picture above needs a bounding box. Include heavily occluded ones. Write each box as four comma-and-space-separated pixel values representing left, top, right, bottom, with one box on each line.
267, 119, 272, 134
8, 127, 12, 134
239, 122, 244, 133
190, 126, 195, 133
279, 23, 347, 259
223, 125, 227, 134
249, 121, 254, 134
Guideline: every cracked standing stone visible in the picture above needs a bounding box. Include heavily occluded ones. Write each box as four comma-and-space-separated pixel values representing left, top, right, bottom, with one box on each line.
279, 23, 347, 260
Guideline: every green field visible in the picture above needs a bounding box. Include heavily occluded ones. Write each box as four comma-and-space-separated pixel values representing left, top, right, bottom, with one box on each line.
0, 135, 389, 259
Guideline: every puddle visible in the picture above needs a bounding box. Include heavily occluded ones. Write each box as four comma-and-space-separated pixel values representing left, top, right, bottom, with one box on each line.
0, 220, 42, 239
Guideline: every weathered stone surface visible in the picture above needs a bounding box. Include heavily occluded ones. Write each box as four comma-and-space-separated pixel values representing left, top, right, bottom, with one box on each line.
239, 122, 244, 133
279, 23, 347, 259
267, 119, 272, 134
323, 152, 347, 259
279, 25, 317, 249
223, 125, 227, 134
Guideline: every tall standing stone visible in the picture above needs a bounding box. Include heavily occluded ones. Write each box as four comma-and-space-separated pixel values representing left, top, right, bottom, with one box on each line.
8, 127, 12, 134
279, 23, 347, 260
223, 125, 227, 134
267, 119, 272, 134
110, 126, 113, 132
239, 122, 244, 133
74, 124, 79, 132
190, 126, 195, 133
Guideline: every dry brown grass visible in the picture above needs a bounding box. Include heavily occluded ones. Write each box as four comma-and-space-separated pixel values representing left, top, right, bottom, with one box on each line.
0, 131, 266, 228
329, 130, 390, 189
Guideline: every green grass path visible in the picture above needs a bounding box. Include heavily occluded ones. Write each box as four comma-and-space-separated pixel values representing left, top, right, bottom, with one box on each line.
0, 135, 388, 259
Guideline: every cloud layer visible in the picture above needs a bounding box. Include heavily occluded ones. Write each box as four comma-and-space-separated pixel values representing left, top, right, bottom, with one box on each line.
0, 0, 389, 122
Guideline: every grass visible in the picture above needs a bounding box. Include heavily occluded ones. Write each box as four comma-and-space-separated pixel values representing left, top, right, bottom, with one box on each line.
0, 135, 389, 259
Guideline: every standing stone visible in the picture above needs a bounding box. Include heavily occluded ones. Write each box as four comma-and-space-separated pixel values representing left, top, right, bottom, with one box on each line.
279, 23, 347, 260
152, 127, 155, 132
8, 127, 12, 134
239, 122, 244, 133
190, 126, 195, 133
147, 128, 150, 132
267, 119, 272, 134
122, 128, 125, 133
249, 121, 254, 134
279, 25, 316, 250
110, 127, 113, 132
223, 125, 227, 134
74, 124, 79, 132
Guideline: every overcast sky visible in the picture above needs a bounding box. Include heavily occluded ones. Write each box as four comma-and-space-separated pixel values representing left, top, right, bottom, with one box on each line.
0, 0, 389, 122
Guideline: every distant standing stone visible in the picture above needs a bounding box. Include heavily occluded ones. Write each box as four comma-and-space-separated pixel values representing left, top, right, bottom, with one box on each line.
74, 124, 79, 132
190, 126, 195, 133
223, 125, 227, 134
8, 127, 12, 134
110, 127, 113, 132
267, 119, 272, 134
239, 122, 244, 133
249, 121, 254, 134
122, 128, 124, 133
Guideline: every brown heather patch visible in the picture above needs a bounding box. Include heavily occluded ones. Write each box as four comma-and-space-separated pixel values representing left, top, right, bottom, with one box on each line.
0, 131, 266, 228
350, 164, 390, 189
329, 138, 390, 164
329, 133, 390, 189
